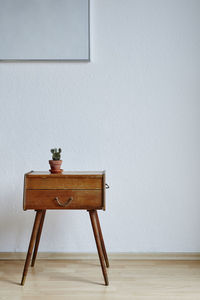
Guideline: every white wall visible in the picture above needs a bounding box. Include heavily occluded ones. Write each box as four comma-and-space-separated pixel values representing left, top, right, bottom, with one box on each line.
0, 0, 200, 253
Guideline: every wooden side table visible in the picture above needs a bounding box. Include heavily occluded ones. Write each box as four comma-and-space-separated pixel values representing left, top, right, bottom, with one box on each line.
21, 171, 109, 286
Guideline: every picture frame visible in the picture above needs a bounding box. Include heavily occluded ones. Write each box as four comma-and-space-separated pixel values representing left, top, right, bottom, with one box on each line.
0, 0, 90, 61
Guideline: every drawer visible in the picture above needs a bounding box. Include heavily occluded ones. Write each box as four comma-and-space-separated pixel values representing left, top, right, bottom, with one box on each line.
25, 176, 102, 190
24, 189, 103, 210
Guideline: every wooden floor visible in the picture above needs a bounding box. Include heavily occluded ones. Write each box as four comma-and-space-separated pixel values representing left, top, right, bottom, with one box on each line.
1, 259, 200, 299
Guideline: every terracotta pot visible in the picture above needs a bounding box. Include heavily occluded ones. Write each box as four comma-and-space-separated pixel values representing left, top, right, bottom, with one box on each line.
49, 160, 63, 174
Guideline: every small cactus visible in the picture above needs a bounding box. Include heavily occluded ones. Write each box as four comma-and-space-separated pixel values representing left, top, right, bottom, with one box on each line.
51, 148, 62, 160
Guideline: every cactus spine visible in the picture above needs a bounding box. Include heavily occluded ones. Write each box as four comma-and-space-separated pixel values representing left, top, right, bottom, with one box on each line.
51, 148, 62, 160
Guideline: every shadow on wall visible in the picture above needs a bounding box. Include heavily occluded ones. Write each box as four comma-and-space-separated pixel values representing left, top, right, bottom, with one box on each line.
0, 191, 77, 252
0, 196, 91, 252
0, 190, 34, 252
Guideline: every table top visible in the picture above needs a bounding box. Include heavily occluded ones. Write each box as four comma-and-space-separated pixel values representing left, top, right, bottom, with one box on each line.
26, 171, 105, 177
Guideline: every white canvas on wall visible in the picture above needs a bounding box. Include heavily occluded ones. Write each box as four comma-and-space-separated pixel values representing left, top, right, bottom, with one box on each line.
0, 0, 90, 61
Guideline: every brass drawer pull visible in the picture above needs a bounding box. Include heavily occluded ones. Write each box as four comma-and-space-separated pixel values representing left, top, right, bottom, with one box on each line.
105, 183, 110, 189
55, 197, 73, 207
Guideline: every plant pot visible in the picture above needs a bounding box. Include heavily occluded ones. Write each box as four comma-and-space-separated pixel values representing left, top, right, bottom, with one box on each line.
49, 160, 63, 174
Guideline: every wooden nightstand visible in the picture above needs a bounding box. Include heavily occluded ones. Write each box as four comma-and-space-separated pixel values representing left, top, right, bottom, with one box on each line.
21, 171, 109, 286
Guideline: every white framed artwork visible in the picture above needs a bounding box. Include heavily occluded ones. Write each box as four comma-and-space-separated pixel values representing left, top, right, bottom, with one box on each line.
0, 0, 90, 61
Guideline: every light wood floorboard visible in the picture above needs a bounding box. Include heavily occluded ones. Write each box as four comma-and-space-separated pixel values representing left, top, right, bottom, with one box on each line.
0, 259, 200, 299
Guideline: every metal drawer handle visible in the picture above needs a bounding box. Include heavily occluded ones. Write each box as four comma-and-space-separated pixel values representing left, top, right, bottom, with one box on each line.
55, 197, 73, 207
105, 183, 110, 189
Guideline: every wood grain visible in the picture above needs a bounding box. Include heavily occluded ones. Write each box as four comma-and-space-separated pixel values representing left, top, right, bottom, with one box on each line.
24, 190, 103, 210
89, 210, 109, 286
95, 210, 109, 268
21, 210, 43, 285
2, 252, 200, 260
25, 176, 102, 190
2, 259, 200, 299
31, 210, 46, 267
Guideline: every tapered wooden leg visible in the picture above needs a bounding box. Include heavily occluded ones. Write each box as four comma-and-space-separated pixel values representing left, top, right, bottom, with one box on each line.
89, 210, 109, 286
21, 210, 43, 286
31, 210, 46, 267
94, 210, 109, 268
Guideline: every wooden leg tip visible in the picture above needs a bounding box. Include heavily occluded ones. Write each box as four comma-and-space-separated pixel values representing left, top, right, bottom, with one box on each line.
105, 277, 109, 286
21, 276, 26, 286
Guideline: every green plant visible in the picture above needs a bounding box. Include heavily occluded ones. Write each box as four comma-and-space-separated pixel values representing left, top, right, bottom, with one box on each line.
51, 148, 62, 160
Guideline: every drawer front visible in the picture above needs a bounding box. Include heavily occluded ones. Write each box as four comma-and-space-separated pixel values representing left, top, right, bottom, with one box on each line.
24, 190, 103, 210
26, 177, 102, 190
